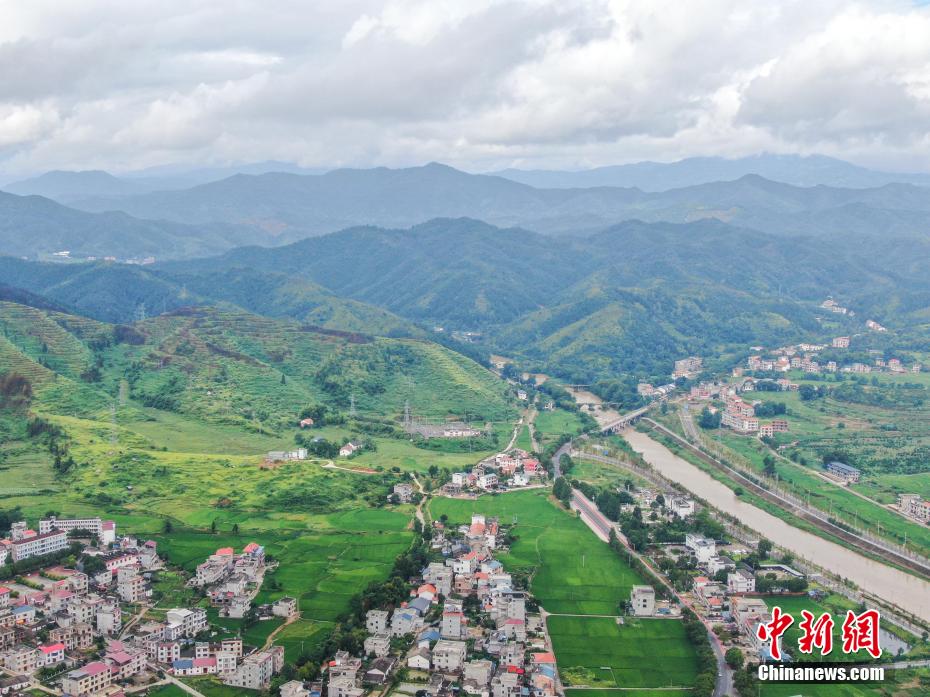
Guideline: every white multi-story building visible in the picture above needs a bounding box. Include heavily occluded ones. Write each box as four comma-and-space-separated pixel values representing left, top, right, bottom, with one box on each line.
165, 608, 208, 640
10, 529, 69, 561
224, 648, 283, 690
728, 569, 756, 593
630, 586, 655, 616
432, 640, 467, 673
39, 517, 116, 544
366, 610, 389, 635
685, 533, 716, 563
61, 661, 112, 696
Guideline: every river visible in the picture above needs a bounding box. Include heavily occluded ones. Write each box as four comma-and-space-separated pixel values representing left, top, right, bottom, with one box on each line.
624, 428, 930, 623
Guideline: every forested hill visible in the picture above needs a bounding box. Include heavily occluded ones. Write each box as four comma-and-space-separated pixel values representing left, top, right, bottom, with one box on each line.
0, 301, 515, 432
4, 214, 930, 398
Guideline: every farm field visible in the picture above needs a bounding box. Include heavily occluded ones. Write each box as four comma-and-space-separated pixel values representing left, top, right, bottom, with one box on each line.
549, 615, 699, 688
151, 509, 412, 658
429, 490, 699, 689
515, 423, 533, 451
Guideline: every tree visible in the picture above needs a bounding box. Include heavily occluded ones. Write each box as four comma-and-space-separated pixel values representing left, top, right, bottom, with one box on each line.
758, 538, 773, 560
698, 406, 721, 429
552, 477, 572, 506
232, 523, 240, 535
762, 455, 777, 478
725, 647, 744, 669
163, 519, 173, 533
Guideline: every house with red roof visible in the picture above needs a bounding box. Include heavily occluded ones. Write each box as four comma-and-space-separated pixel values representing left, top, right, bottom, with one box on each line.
37, 642, 66, 667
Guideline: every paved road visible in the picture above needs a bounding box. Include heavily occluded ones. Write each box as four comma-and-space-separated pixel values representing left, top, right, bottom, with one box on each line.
553, 440, 572, 479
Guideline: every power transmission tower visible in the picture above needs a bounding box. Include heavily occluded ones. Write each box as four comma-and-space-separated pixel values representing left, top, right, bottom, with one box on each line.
349, 394, 357, 418
404, 400, 412, 430
134, 302, 147, 322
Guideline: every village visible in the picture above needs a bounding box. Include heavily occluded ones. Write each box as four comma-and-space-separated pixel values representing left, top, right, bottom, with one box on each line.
0, 516, 292, 695
286, 513, 561, 697
439, 449, 548, 496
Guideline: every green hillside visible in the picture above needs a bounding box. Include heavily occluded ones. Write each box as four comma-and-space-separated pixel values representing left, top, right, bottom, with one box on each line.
0, 301, 516, 529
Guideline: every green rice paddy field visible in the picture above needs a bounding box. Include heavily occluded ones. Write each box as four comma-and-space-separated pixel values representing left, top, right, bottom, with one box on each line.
429, 490, 699, 689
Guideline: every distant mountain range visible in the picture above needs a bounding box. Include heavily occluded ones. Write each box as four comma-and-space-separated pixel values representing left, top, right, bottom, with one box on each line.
3, 158, 930, 261
0, 190, 258, 260
491, 153, 930, 191
2, 161, 327, 203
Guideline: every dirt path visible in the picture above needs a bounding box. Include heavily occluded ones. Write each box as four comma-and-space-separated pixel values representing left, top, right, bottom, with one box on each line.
412, 474, 428, 527
262, 613, 299, 651
321, 461, 377, 474
505, 413, 525, 450
118, 603, 150, 639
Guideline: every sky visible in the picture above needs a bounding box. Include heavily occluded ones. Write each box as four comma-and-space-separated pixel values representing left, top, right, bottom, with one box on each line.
2, 0, 930, 176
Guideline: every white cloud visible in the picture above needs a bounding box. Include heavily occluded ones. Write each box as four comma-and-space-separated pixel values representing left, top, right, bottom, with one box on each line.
1, 0, 930, 174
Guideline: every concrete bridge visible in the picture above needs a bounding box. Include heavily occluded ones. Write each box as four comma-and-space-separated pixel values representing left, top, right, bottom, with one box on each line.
600, 405, 651, 433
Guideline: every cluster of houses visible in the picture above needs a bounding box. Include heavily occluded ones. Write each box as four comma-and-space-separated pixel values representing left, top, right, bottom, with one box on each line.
897, 494, 930, 523
0, 525, 291, 695
0, 516, 117, 566
192, 543, 267, 619
678, 532, 804, 622
680, 534, 809, 662
719, 396, 789, 438
744, 340, 920, 377
636, 382, 676, 400
673, 356, 703, 379
443, 449, 546, 495
300, 514, 559, 697
0, 521, 183, 695
820, 299, 851, 315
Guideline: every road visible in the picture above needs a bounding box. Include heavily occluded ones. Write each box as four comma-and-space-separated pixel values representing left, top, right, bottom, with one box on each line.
552, 440, 572, 479
570, 489, 732, 697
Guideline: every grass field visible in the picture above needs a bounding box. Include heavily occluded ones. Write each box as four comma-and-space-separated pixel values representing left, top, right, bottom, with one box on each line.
570, 457, 653, 490
535, 409, 585, 447
429, 490, 698, 689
